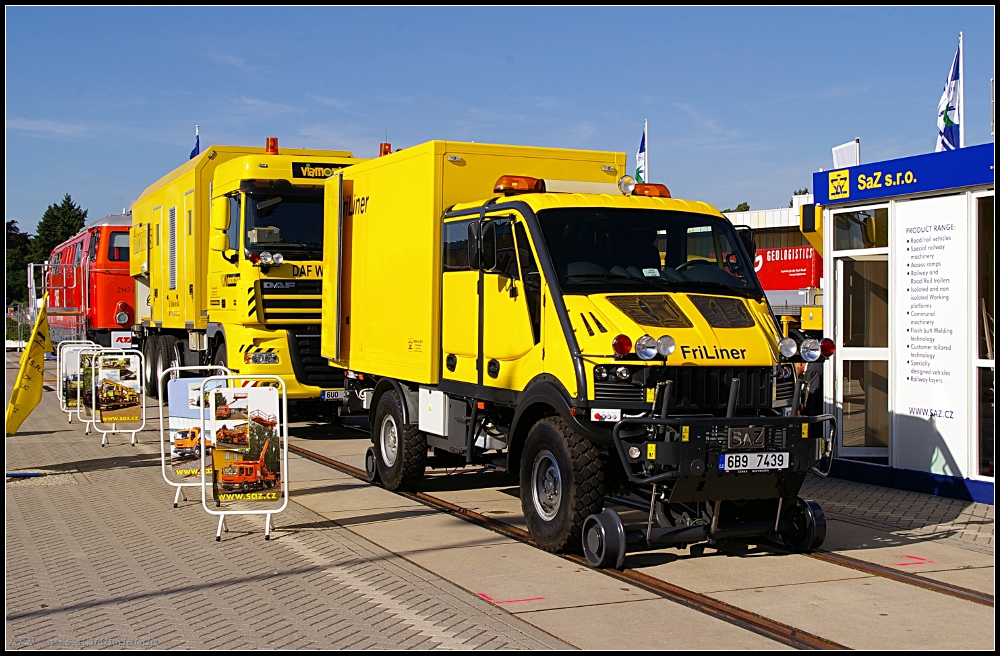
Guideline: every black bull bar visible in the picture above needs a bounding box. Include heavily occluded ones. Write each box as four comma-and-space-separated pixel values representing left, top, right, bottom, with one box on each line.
610, 414, 837, 487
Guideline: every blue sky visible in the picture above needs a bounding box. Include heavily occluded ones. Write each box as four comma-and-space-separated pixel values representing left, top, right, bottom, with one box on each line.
6, 6, 995, 233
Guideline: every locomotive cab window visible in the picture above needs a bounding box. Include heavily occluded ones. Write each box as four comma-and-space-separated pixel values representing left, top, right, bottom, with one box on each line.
107, 232, 129, 261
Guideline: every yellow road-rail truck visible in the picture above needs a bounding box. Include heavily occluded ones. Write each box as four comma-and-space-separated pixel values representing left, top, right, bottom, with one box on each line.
321, 141, 836, 568
130, 138, 359, 412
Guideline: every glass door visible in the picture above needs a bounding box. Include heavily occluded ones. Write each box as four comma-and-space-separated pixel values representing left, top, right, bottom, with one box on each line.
835, 255, 890, 459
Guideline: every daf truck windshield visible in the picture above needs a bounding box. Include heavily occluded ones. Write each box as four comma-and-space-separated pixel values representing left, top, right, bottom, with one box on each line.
537, 208, 763, 298
244, 188, 323, 260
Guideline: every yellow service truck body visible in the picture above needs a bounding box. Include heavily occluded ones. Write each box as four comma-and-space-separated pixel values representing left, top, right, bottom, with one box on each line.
322, 141, 834, 565
131, 142, 359, 408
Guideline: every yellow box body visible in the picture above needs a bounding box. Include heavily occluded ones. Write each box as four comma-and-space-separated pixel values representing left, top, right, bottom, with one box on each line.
322, 141, 625, 384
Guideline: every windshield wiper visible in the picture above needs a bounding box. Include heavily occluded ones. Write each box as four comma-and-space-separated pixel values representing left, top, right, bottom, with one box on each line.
671, 280, 760, 299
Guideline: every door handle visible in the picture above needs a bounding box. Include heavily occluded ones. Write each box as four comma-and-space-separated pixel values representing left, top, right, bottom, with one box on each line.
509, 283, 518, 299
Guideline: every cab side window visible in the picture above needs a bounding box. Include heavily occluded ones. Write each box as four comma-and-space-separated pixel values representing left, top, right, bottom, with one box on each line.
227, 194, 242, 259
107, 232, 130, 261
443, 219, 473, 271
514, 222, 541, 344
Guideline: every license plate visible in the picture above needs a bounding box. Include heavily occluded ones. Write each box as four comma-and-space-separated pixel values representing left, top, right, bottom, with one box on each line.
719, 451, 788, 472
728, 426, 765, 449
321, 390, 348, 401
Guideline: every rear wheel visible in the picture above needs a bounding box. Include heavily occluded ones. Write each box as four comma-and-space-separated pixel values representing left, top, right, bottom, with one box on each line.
156, 335, 180, 393
372, 390, 426, 491
520, 417, 605, 553
143, 336, 159, 398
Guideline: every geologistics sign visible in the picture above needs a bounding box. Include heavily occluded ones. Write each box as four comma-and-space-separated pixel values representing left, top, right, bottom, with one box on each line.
813, 143, 993, 206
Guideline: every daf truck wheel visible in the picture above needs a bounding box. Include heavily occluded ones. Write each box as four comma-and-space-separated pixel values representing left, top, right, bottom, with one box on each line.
143, 337, 158, 398
520, 417, 604, 553
582, 508, 626, 569
156, 335, 180, 391
372, 390, 426, 491
780, 498, 827, 553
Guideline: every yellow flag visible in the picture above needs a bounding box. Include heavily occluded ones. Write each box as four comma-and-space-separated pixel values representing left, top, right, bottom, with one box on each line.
5, 295, 54, 435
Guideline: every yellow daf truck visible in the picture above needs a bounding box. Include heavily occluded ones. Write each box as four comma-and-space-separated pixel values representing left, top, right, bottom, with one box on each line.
321, 141, 835, 567
130, 138, 359, 413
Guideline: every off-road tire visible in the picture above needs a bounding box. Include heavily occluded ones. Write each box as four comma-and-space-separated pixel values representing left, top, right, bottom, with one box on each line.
520, 416, 605, 553
372, 390, 426, 491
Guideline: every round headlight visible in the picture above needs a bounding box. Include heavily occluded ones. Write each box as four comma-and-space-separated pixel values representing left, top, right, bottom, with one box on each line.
636, 334, 657, 360
615, 366, 631, 381
618, 175, 636, 196
778, 337, 798, 359
800, 338, 821, 362
656, 335, 676, 357
273, 253, 284, 265
259, 251, 274, 265
115, 311, 129, 325
627, 446, 641, 459
594, 366, 607, 381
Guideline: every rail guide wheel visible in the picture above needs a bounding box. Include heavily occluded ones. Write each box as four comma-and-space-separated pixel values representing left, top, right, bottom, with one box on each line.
582, 509, 627, 570
780, 497, 827, 553
365, 446, 381, 485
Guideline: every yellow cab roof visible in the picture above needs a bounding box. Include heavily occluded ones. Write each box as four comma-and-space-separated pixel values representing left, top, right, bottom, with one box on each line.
449, 191, 724, 218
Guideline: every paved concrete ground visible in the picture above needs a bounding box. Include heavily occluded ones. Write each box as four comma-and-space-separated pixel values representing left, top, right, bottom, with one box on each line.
5, 355, 567, 650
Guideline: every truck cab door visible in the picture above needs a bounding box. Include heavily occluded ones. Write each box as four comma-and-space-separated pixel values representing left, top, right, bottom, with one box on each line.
480, 213, 542, 394
441, 218, 480, 385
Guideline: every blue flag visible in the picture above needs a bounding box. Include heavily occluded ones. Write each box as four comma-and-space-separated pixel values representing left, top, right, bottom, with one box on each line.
935, 45, 961, 151
189, 133, 200, 159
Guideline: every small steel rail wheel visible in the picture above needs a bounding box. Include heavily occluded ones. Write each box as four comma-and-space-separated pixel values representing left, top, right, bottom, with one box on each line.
372, 390, 426, 491
365, 446, 381, 484
582, 509, 627, 569
780, 497, 827, 552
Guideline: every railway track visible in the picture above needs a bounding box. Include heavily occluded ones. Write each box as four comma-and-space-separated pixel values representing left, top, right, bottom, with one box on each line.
288, 443, 992, 649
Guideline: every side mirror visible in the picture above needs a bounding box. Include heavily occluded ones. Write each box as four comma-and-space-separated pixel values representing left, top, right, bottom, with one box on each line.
210, 233, 230, 253
735, 226, 756, 257
467, 221, 482, 269
480, 222, 497, 271
467, 221, 497, 270
211, 197, 230, 231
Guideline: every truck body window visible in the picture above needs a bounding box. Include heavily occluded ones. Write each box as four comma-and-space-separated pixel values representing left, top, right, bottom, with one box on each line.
493, 218, 519, 279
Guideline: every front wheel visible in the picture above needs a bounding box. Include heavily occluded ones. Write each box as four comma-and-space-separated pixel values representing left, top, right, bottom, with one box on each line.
519, 417, 605, 553
372, 390, 426, 491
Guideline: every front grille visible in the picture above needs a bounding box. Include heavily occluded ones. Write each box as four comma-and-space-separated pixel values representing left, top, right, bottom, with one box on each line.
258, 279, 322, 323
593, 366, 774, 410
287, 328, 344, 389
594, 381, 645, 402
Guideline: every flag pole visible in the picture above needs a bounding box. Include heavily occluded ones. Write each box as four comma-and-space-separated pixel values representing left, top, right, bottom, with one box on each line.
958, 33, 965, 148
644, 119, 649, 182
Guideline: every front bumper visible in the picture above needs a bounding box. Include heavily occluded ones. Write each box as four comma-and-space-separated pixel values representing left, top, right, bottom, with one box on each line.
611, 414, 836, 502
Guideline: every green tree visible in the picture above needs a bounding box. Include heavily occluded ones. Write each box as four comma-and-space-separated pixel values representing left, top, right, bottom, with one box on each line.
722, 202, 750, 213
28, 194, 88, 265
6, 220, 32, 305
789, 187, 810, 208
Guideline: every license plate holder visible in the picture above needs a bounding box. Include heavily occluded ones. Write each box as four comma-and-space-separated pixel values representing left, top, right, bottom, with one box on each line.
727, 426, 765, 449
719, 451, 788, 472
321, 390, 348, 401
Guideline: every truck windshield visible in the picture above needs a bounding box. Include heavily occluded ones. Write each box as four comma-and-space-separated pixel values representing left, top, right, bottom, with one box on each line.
244, 188, 323, 260
537, 208, 762, 298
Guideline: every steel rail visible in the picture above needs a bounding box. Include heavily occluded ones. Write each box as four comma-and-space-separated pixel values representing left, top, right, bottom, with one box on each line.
289, 443, 848, 650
